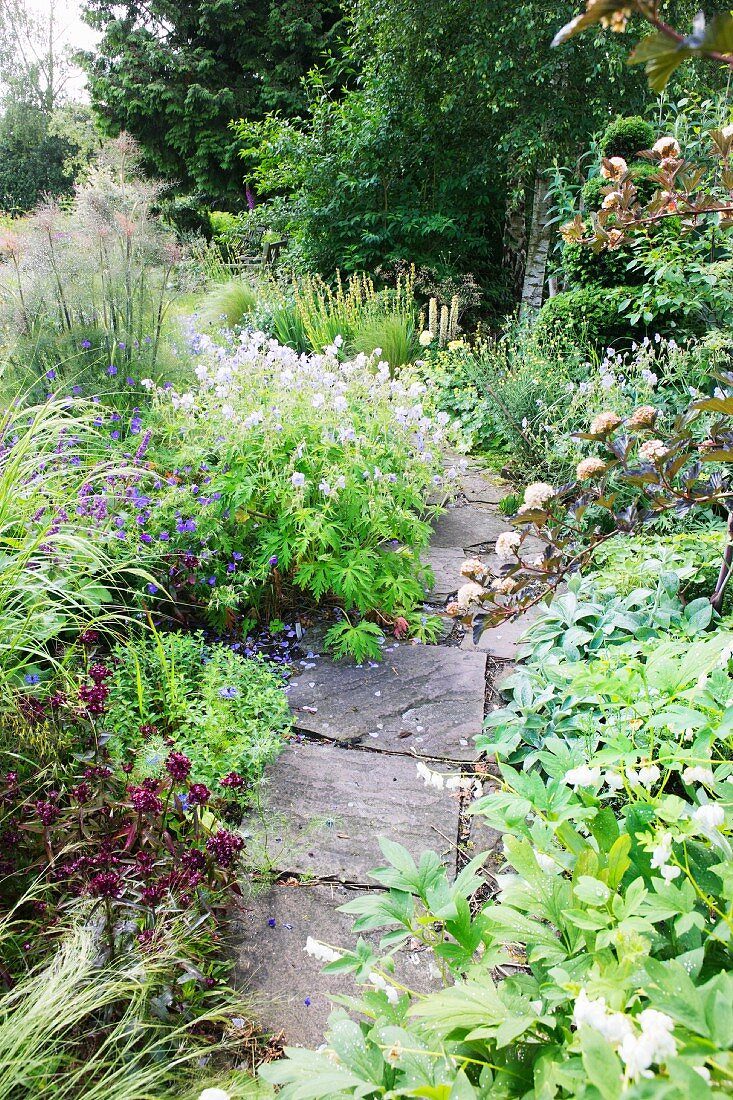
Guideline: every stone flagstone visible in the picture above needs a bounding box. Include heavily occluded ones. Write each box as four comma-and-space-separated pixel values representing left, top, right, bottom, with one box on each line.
232, 882, 443, 1048
430, 505, 506, 550
460, 473, 510, 506
425, 546, 468, 601
244, 742, 461, 882
234, 456, 517, 1042
286, 644, 486, 760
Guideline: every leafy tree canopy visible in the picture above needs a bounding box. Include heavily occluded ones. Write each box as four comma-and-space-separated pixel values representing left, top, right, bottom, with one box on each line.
79, 0, 346, 206
235, 1, 718, 291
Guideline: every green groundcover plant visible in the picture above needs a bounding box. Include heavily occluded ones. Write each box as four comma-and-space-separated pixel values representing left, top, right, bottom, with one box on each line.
478, 573, 722, 767
105, 629, 290, 790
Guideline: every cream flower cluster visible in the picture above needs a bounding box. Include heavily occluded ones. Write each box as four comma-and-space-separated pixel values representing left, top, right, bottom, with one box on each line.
600, 156, 628, 181
590, 411, 621, 435
517, 481, 555, 513
460, 557, 487, 580
495, 530, 521, 559
652, 135, 681, 159
639, 439, 667, 463
576, 456, 606, 481
626, 404, 657, 429
573, 991, 678, 1082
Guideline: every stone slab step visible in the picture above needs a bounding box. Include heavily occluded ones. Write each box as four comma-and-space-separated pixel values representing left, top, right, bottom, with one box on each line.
430, 505, 506, 550
244, 742, 462, 882
424, 546, 467, 601
232, 881, 442, 1048
286, 644, 486, 761
460, 473, 511, 506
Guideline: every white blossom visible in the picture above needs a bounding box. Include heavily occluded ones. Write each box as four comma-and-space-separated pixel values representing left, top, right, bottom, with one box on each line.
455, 581, 488, 611
683, 766, 715, 787
304, 937, 343, 964
564, 765, 602, 789
693, 803, 725, 831
416, 761, 444, 790
522, 481, 555, 509
637, 765, 661, 788
495, 531, 521, 560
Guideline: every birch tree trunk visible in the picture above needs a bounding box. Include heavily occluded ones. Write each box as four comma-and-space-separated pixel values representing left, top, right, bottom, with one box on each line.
520, 171, 552, 317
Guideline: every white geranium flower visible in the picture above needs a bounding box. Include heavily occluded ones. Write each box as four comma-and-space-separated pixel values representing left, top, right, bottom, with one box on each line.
291, 472, 306, 488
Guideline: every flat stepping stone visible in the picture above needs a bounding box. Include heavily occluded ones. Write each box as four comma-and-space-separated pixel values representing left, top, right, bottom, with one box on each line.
425, 546, 467, 600
232, 882, 442, 1048
461, 606, 541, 660
431, 506, 506, 550
244, 742, 461, 881
286, 645, 486, 760
460, 473, 510, 506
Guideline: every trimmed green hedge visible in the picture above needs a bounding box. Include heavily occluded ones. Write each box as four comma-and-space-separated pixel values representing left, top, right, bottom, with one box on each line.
536, 284, 702, 351
599, 114, 656, 160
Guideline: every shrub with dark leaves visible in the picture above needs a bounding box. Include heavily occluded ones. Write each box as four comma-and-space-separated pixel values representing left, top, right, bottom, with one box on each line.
0, 743, 248, 972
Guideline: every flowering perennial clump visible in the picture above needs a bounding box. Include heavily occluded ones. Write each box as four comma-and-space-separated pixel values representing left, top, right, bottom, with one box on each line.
99, 329, 454, 655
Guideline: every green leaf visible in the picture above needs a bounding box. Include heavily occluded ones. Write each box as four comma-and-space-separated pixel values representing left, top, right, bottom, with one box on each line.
606, 834, 632, 891
629, 32, 693, 93
579, 1027, 623, 1100
328, 1018, 384, 1082
574, 876, 611, 907
409, 980, 505, 1032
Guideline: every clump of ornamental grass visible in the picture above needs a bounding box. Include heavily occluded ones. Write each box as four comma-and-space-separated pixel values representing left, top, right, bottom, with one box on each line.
293, 269, 417, 358
0, 905, 260, 1100
350, 312, 418, 373
200, 279, 260, 330
0, 390, 151, 699
0, 134, 182, 381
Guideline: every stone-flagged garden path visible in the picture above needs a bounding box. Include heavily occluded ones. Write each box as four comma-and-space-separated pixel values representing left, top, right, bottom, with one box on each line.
231, 459, 525, 1047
